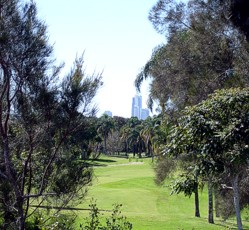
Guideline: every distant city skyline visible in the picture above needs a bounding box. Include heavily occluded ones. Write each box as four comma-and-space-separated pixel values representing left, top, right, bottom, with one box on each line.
101, 95, 150, 119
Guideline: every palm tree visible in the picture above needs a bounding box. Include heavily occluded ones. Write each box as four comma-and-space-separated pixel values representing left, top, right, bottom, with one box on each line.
120, 117, 144, 157
140, 116, 162, 157
127, 125, 145, 158
120, 124, 131, 155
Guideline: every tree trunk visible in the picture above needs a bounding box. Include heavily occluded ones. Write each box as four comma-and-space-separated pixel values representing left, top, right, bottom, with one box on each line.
208, 179, 214, 224
194, 184, 200, 217
148, 142, 151, 157
17, 201, 25, 230
104, 134, 107, 154
214, 188, 220, 218
133, 144, 136, 157
125, 141, 128, 154
2, 184, 16, 229
3, 138, 25, 229
138, 145, 142, 158
232, 174, 243, 230
194, 174, 200, 217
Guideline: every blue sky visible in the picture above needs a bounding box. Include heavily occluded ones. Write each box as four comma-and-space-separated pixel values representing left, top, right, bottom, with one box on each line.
36, 1, 165, 118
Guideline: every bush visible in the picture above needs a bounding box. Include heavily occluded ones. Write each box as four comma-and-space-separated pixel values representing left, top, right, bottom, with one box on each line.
80, 200, 132, 230
26, 211, 76, 230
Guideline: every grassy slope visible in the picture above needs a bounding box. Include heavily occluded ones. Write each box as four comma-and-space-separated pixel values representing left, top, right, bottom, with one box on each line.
75, 156, 249, 230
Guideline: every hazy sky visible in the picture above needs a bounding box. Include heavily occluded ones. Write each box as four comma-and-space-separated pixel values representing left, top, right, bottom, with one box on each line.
36, 1, 165, 118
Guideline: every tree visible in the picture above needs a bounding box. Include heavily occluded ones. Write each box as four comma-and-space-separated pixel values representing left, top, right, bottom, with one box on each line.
126, 117, 145, 158
170, 173, 201, 218
105, 116, 128, 155
97, 114, 115, 154
227, 0, 249, 41
135, 0, 249, 112
136, 1, 249, 224
140, 117, 157, 157
0, 1, 102, 229
120, 124, 130, 155
106, 130, 125, 155
165, 88, 249, 230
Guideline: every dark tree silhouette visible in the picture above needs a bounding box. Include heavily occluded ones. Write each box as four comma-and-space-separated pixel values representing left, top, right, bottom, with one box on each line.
230, 0, 249, 41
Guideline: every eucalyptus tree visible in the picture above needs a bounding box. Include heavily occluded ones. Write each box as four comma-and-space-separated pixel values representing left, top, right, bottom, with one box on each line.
0, 0, 102, 229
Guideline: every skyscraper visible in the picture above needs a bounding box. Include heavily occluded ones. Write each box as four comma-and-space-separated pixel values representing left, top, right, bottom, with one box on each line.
131, 95, 142, 119
141, 108, 150, 120
131, 95, 149, 120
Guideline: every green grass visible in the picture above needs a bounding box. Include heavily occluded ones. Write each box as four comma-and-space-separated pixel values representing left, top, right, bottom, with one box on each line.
75, 155, 249, 230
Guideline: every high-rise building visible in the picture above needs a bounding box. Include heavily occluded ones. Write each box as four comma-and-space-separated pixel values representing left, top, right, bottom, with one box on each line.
141, 108, 150, 120
131, 95, 149, 120
104, 111, 112, 117
131, 95, 142, 119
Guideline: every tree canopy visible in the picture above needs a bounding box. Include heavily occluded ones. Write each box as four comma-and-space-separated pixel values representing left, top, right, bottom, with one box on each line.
165, 87, 249, 229
136, 0, 249, 112
0, 1, 102, 229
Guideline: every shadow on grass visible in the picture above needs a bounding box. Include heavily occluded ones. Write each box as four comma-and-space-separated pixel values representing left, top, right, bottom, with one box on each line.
216, 221, 249, 230
214, 222, 238, 230
199, 217, 249, 230
108, 155, 129, 159
83, 158, 117, 167
29, 205, 112, 212
92, 158, 117, 163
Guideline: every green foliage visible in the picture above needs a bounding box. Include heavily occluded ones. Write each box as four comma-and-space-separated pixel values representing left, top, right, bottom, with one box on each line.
165, 87, 249, 229
0, 1, 102, 228
154, 156, 176, 185
166, 87, 249, 175
26, 211, 76, 230
97, 114, 115, 154
170, 175, 198, 197
137, 0, 249, 113
80, 200, 132, 230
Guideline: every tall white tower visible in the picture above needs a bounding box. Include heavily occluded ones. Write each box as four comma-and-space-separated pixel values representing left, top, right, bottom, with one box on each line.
131, 95, 142, 119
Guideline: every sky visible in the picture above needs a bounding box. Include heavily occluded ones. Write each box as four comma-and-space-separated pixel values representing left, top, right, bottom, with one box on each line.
36, 1, 165, 118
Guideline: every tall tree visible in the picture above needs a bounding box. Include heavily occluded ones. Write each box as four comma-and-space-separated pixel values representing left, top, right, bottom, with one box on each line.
136, 0, 249, 112
106, 116, 128, 155
97, 114, 115, 154
140, 116, 163, 158
166, 88, 249, 230
142, 1, 249, 226
0, 1, 102, 229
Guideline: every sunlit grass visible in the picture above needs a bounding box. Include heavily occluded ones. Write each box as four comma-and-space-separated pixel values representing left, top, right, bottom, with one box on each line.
75, 155, 249, 229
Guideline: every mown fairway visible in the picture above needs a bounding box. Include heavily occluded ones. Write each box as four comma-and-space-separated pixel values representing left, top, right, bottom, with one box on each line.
76, 155, 249, 230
